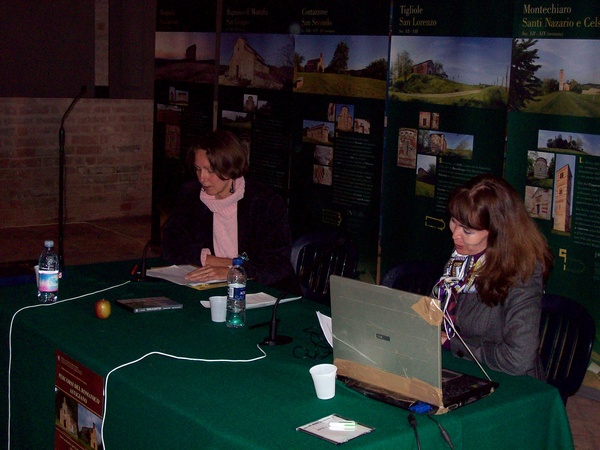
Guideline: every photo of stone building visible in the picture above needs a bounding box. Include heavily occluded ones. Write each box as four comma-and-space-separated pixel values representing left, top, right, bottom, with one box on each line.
553, 163, 573, 232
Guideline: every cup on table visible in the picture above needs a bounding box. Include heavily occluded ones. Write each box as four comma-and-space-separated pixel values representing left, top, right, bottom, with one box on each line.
209, 296, 227, 322
309, 363, 337, 400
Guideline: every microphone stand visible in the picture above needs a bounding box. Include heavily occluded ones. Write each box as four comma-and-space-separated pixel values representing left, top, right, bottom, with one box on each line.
259, 234, 349, 347
260, 289, 294, 346
132, 239, 161, 282
58, 85, 87, 272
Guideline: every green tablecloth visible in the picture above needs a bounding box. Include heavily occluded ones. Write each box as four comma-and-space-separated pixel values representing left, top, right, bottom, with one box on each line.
3, 261, 573, 449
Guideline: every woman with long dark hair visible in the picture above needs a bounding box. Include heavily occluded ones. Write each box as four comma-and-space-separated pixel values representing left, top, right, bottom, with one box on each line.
435, 173, 553, 378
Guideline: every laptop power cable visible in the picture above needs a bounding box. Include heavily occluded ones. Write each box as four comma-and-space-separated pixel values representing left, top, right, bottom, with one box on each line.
427, 414, 455, 449
408, 402, 455, 450
407, 412, 421, 450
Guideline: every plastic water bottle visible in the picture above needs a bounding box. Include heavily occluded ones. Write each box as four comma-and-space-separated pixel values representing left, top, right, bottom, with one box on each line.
38, 240, 59, 303
226, 257, 247, 328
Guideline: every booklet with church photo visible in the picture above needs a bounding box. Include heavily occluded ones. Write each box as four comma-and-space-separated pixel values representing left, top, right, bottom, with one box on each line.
55, 350, 104, 450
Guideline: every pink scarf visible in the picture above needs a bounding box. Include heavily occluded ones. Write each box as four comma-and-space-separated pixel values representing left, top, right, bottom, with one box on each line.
200, 177, 245, 260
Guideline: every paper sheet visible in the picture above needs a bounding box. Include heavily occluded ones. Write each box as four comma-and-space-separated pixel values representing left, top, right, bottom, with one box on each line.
147, 265, 226, 287
200, 293, 302, 310
317, 311, 333, 347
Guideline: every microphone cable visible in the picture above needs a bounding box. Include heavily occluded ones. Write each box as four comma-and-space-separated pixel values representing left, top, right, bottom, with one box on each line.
292, 326, 332, 360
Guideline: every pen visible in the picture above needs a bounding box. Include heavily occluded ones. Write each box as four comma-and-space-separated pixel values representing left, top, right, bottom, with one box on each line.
131, 264, 138, 275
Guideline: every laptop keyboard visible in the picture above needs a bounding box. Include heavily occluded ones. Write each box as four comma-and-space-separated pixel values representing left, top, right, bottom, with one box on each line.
338, 375, 436, 412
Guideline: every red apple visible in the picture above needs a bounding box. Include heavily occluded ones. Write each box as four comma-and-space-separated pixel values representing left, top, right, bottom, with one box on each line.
94, 299, 112, 319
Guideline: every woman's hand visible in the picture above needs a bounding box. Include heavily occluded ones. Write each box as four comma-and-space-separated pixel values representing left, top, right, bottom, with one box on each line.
204, 254, 233, 268
441, 332, 448, 345
185, 256, 230, 282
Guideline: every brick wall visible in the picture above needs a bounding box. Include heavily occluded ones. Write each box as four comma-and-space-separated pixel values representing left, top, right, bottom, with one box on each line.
0, 97, 154, 227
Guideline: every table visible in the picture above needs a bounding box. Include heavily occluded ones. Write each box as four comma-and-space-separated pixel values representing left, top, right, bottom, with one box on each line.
2, 261, 574, 449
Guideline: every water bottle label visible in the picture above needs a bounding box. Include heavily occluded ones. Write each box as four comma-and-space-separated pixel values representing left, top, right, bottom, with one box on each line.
39, 270, 59, 293
228, 284, 246, 301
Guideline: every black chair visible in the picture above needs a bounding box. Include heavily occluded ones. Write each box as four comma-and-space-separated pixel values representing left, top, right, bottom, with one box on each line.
380, 260, 444, 296
290, 230, 359, 306
539, 293, 596, 404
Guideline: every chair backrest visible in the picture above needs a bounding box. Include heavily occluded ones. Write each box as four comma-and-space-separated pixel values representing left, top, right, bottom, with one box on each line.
380, 260, 444, 296
538, 293, 596, 404
290, 230, 359, 306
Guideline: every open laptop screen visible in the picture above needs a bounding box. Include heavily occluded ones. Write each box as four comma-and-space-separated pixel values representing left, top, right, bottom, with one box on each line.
330, 275, 498, 411
330, 275, 443, 389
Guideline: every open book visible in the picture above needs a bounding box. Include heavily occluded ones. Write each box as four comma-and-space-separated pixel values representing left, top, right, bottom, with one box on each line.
146, 265, 227, 288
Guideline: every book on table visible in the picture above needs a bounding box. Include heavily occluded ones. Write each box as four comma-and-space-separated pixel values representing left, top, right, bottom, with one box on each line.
116, 296, 183, 313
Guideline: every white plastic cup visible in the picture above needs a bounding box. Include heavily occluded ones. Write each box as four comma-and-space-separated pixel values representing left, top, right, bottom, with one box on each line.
309, 363, 337, 400
209, 296, 227, 322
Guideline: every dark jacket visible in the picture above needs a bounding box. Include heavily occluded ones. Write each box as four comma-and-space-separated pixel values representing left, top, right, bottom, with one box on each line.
161, 179, 298, 292
449, 264, 545, 379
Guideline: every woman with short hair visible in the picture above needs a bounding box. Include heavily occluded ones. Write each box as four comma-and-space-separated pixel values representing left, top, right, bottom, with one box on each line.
161, 130, 298, 292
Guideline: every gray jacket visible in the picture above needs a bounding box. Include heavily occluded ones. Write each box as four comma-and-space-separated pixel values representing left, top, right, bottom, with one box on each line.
449, 264, 545, 379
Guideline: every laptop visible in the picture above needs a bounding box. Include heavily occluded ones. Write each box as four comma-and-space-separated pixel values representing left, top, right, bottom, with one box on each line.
329, 275, 498, 413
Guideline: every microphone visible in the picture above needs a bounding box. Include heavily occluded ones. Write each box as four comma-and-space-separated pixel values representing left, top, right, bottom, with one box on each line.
259, 233, 350, 347
58, 85, 87, 272
60, 85, 87, 142
259, 288, 294, 346
132, 239, 160, 282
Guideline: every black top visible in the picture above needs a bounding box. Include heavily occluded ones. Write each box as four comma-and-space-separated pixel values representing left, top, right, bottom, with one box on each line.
161, 179, 299, 293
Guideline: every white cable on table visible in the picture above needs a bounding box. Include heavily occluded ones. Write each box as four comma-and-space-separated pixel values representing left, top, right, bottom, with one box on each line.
101, 345, 267, 449
7, 280, 131, 450
6, 279, 268, 450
